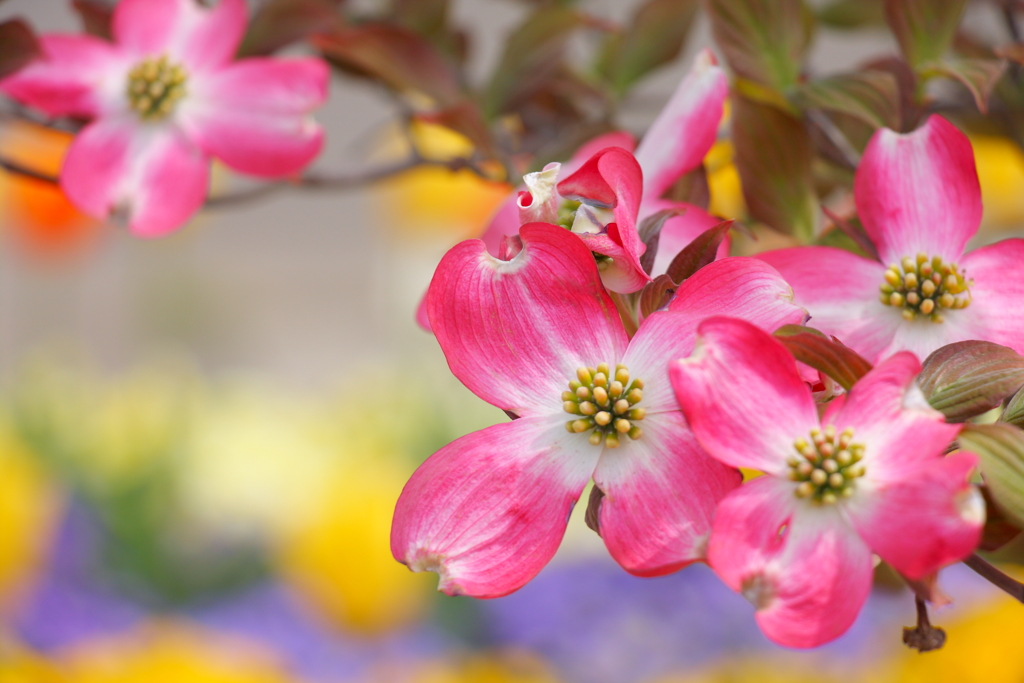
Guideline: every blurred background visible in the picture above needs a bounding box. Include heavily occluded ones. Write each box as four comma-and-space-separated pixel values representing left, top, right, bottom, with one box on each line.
2, 0, 1024, 681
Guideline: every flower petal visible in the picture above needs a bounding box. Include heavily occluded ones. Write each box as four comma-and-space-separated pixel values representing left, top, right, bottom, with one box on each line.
634, 49, 727, 199
0, 35, 129, 118
956, 238, 1024, 356
61, 117, 209, 237
670, 317, 818, 473
558, 147, 649, 293
833, 352, 960, 482
855, 115, 981, 265
564, 131, 636, 175
391, 416, 599, 598
426, 222, 629, 416
623, 259, 806, 414
183, 57, 328, 177
642, 198, 727, 278
113, 0, 248, 72
708, 476, 874, 648
593, 411, 741, 576
757, 246, 899, 363
845, 453, 983, 580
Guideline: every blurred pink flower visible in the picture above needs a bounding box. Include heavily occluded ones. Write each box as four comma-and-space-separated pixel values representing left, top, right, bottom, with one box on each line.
759, 115, 1024, 362
670, 317, 984, 648
1, 0, 329, 236
391, 223, 805, 597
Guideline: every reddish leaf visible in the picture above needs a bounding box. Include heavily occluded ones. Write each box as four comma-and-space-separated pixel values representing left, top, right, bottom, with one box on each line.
417, 101, 499, 166
313, 24, 462, 107
979, 486, 1022, 552
919, 341, 1024, 422
705, 0, 813, 92
816, 0, 885, 28
732, 93, 817, 241
665, 220, 732, 284
637, 207, 684, 275
638, 274, 677, 319
585, 484, 604, 536
238, 0, 342, 57
922, 58, 1008, 114
794, 70, 901, 130
774, 325, 874, 391
884, 0, 967, 68
70, 0, 114, 40
0, 19, 40, 80
996, 43, 1024, 65
821, 206, 879, 261
608, 0, 700, 95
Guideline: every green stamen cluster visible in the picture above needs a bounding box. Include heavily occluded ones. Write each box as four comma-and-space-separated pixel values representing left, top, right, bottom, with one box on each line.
879, 253, 971, 323
788, 425, 865, 504
563, 363, 645, 448
127, 55, 187, 121
556, 199, 581, 230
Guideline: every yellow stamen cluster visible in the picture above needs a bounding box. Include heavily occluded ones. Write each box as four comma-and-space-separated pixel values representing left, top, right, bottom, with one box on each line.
126, 55, 187, 121
879, 253, 971, 323
563, 363, 645, 448
788, 425, 865, 504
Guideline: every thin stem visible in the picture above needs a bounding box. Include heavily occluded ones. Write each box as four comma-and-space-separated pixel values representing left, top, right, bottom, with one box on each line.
964, 553, 1024, 602
806, 109, 861, 171
0, 156, 59, 184
903, 595, 946, 652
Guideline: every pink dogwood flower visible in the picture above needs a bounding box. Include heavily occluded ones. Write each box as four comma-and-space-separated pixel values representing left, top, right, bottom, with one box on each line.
759, 115, 1024, 362
1, 0, 329, 236
415, 49, 727, 327
392, 222, 806, 597
670, 317, 984, 647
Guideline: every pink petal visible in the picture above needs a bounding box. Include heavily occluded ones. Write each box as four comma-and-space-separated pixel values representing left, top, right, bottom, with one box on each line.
855, 115, 981, 265
563, 131, 637, 175
642, 199, 727, 279
0, 35, 129, 118
670, 317, 818, 474
478, 193, 522, 257
391, 416, 599, 598
832, 352, 960, 483
956, 239, 1024, 356
558, 147, 650, 293
634, 50, 727, 200
708, 476, 874, 648
426, 223, 629, 417
846, 453, 983, 580
61, 117, 210, 237
593, 411, 741, 576
623, 259, 806, 414
758, 246, 899, 363
113, 0, 248, 72
183, 57, 328, 177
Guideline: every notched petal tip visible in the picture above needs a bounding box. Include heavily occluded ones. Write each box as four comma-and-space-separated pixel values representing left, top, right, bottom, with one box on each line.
405, 548, 462, 595
955, 485, 985, 526
740, 572, 775, 611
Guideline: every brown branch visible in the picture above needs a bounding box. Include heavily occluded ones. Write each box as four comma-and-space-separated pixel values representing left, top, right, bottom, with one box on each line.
205, 155, 495, 208
964, 553, 1024, 602
0, 156, 59, 184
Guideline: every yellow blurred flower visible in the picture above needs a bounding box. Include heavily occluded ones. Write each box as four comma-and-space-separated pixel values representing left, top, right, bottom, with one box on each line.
60, 623, 293, 683
0, 637, 67, 683
970, 135, 1024, 233
368, 652, 562, 683
651, 658, 841, 683
0, 423, 61, 614
374, 121, 512, 239
705, 140, 745, 221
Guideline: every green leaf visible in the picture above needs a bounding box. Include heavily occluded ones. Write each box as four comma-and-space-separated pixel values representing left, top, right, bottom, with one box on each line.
884, 0, 967, 68
793, 70, 901, 130
773, 325, 873, 391
1004, 385, 1024, 430
238, 0, 341, 57
959, 423, 1024, 528
607, 0, 699, 95
313, 24, 462, 107
918, 341, 1024, 423
921, 58, 1008, 114
482, 6, 584, 118
638, 274, 677, 320
705, 0, 813, 92
0, 19, 39, 80
732, 94, 817, 241
392, 0, 449, 36
665, 220, 732, 284
71, 0, 114, 40
817, 0, 885, 28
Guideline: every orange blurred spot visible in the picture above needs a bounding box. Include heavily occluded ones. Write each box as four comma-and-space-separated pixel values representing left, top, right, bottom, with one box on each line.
0, 121, 102, 260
